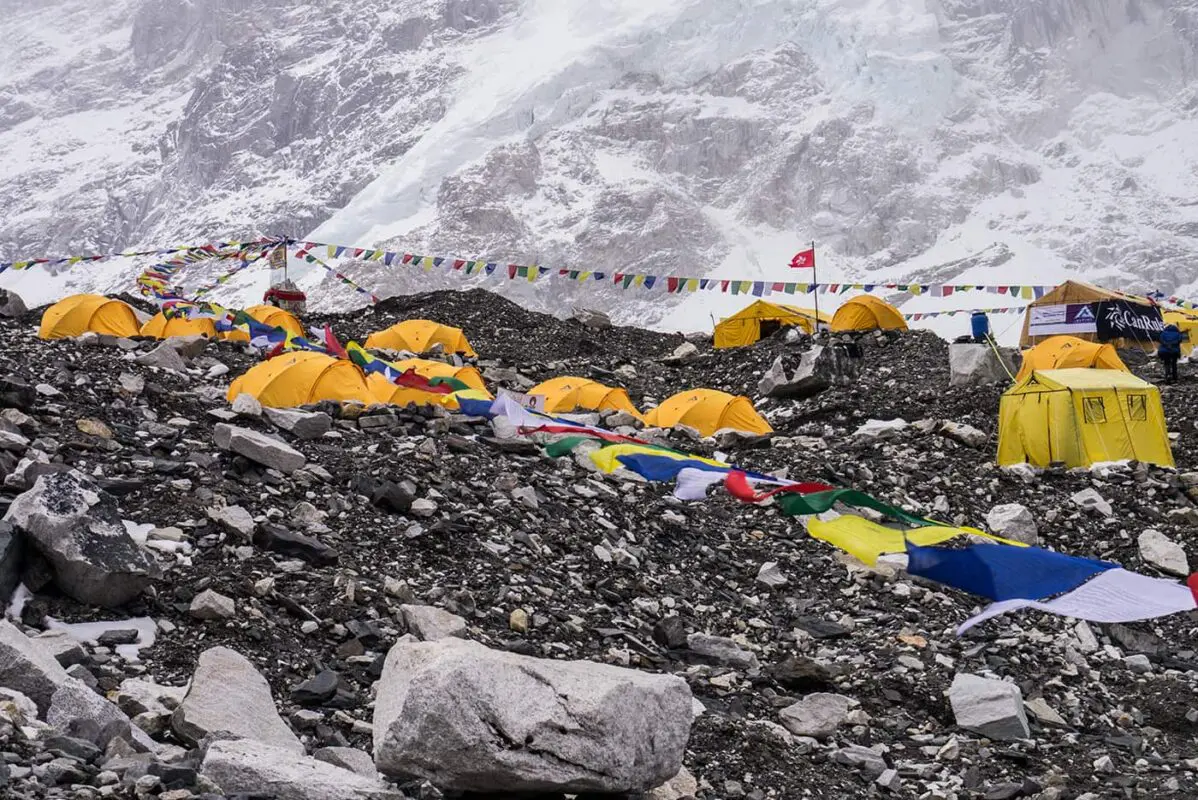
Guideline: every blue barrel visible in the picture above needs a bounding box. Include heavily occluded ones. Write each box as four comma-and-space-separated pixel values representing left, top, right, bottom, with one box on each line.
971, 311, 990, 341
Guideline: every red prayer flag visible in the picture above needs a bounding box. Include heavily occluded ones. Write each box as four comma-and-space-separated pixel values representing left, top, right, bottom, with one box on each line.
789, 248, 815, 269
724, 471, 834, 503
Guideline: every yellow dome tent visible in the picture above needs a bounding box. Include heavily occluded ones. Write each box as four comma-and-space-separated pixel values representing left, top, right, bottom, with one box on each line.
140, 312, 218, 339
364, 320, 477, 356
528, 377, 642, 418
1015, 335, 1128, 382
227, 351, 376, 408
38, 294, 141, 340
222, 305, 306, 343
367, 358, 490, 410
1162, 310, 1198, 357
714, 301, 831, 348
830, 295, 908, 332
643, 389, 772, 437
997, 368, 1172, 468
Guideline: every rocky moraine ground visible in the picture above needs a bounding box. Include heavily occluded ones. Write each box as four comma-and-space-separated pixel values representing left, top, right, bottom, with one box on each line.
0, 287, 1195, 800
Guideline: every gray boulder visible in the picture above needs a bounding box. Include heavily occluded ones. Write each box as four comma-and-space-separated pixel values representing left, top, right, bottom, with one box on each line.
202, 739, 396, 800
372, 638, 692, 794
190, 588, 236, 620
46, 677, 156, 751
399, 604, 467, 641
686, 633, 759, 670
314, 746, 379, 779
948, 344, 1016, 387
208, 503, 256, 539
0, 521, 23, 601
1138, 529, 1190, 576
778, 692, 852, 739
231, 393, 263, 418
985, 503, 1038, 545
0, 288, 27, 318
948, 673, 1029, 740
571, 307, 612, 329
135, 341, 189, 373
160, 334, 209, 360
173, 646, 303, 754
660, 342, 700, 365
264, 408, 333, 440
213, 424, 306, 474
758, 345, 862, 399
3, 471, 159, 607
0, 619, 70, 712
938, 421, 988, 448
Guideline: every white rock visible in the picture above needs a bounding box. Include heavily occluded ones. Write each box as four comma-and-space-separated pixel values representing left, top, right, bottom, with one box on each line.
213, 424, 306, 474
778, 693, 852, 740
938, 421, 988, 448
313, 746, 379, 779
985, 503, 1038, 545
646, 766, 698, 800
202, 739, 394, 799
854, 419, 908, 439
1073, 620, 1099, 653
1070, 488, 1112, 517
190, 589, 236, 620
208, 504, 256, 539
1137, 529, 1189, 576
231, 393, 263, 418
135, 341, 189, 373
116, 678, 187, 717
409, 498, 437, 517
686, 633, 759, 670
948, 673, 1029, 741
1023, 697, 1067, 727
399, 604, 467, 641
756, 561, 788, 589
948, 343, 1015, 386
264, 408, 333, 440
372, 638, 692, 794
1124, 654, 1153, 673
173, 646, 302, 753
0, 620, 70, 712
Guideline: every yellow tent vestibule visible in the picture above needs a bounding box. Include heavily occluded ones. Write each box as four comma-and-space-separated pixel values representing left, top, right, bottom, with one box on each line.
644, 389, 772, 437
227, 351, 376, 408
713, 301, 830, 348
527, 377, 642, 418
997, 368, 1173, 469
1015, 335, 1128, 382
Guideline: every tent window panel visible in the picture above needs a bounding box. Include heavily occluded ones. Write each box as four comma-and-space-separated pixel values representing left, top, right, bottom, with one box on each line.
1127, 394, 1147, 421
1082, 397, 1106, 424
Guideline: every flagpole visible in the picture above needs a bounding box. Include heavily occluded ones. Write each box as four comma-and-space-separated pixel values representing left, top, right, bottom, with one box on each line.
810, 240, 819, 334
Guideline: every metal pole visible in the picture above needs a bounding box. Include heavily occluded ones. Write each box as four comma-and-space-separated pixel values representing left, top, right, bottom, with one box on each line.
810, 240, 819, 333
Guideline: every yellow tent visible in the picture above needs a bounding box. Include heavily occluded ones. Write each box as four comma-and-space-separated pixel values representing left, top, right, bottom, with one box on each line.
227, 351, 376, 408
643, 389, 772, 437
1162, 310, 1198, 357
830, 296, 907, 332
1020, 280, 1159, 352
364, 320, 477, 356
1015, 335, 1128, 382
366, 372, 492, 410
367, 358, 489, 409
713, 301, 831, 348
222, 305, 306, 343
38, 294, 141, 340
140, 312, 218, 339
528, 377, 642, 418
997, 368, 1172, 468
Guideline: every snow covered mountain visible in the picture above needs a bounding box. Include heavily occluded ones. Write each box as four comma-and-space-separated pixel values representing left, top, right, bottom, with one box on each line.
2, 0, 1197, 341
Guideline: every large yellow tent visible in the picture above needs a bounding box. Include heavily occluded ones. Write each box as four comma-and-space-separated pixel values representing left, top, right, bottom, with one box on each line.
714, 301, 831, 348
39, 294, 141, 340
643, 389, 772, 437
830, 296, 907, 332
222, 305, 306, 343
997, 369, 1172, 468
1020, 280, 1159, 352
528, 377, 642, 418
1162, 310, 1198, 357
140, 312, 218, 339
1015, 335, 1128, 382
227, 351, 376, 408
364, 320, 476, 356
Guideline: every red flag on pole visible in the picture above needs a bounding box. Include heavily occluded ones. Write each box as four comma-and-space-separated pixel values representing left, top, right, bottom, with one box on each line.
789, 248, 815, 269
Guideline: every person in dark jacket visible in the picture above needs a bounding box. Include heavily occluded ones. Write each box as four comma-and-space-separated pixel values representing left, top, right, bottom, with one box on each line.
1158, 323, 1183, 383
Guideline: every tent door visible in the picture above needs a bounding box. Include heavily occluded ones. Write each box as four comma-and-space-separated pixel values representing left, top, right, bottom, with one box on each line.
759, 319, 783, 339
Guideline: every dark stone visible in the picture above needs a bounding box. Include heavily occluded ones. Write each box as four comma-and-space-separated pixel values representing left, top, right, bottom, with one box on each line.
44, 735, 102, 763
793, 616, 850, 640
0, 376, 34, 410
149, 763, 199, 789
253, 523, 339, 566
291, 670, 340, 705
652, 616, 688, 649
0, 521, 23, 601
983, 782, 1025, 800
768, 655, 834, 692
345, 619, 381, 648
371, 480, 416, 514
96, 629, 140, 646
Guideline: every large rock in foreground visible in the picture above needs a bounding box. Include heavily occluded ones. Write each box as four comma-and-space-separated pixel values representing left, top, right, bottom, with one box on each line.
0, 620, 69, 712
949, 673, 1029, 741
202, 740, 397, 800
372, 638, 692, 794
758, 345, 862, 399
3, 471, 159, 607
173, 647, 303, 754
